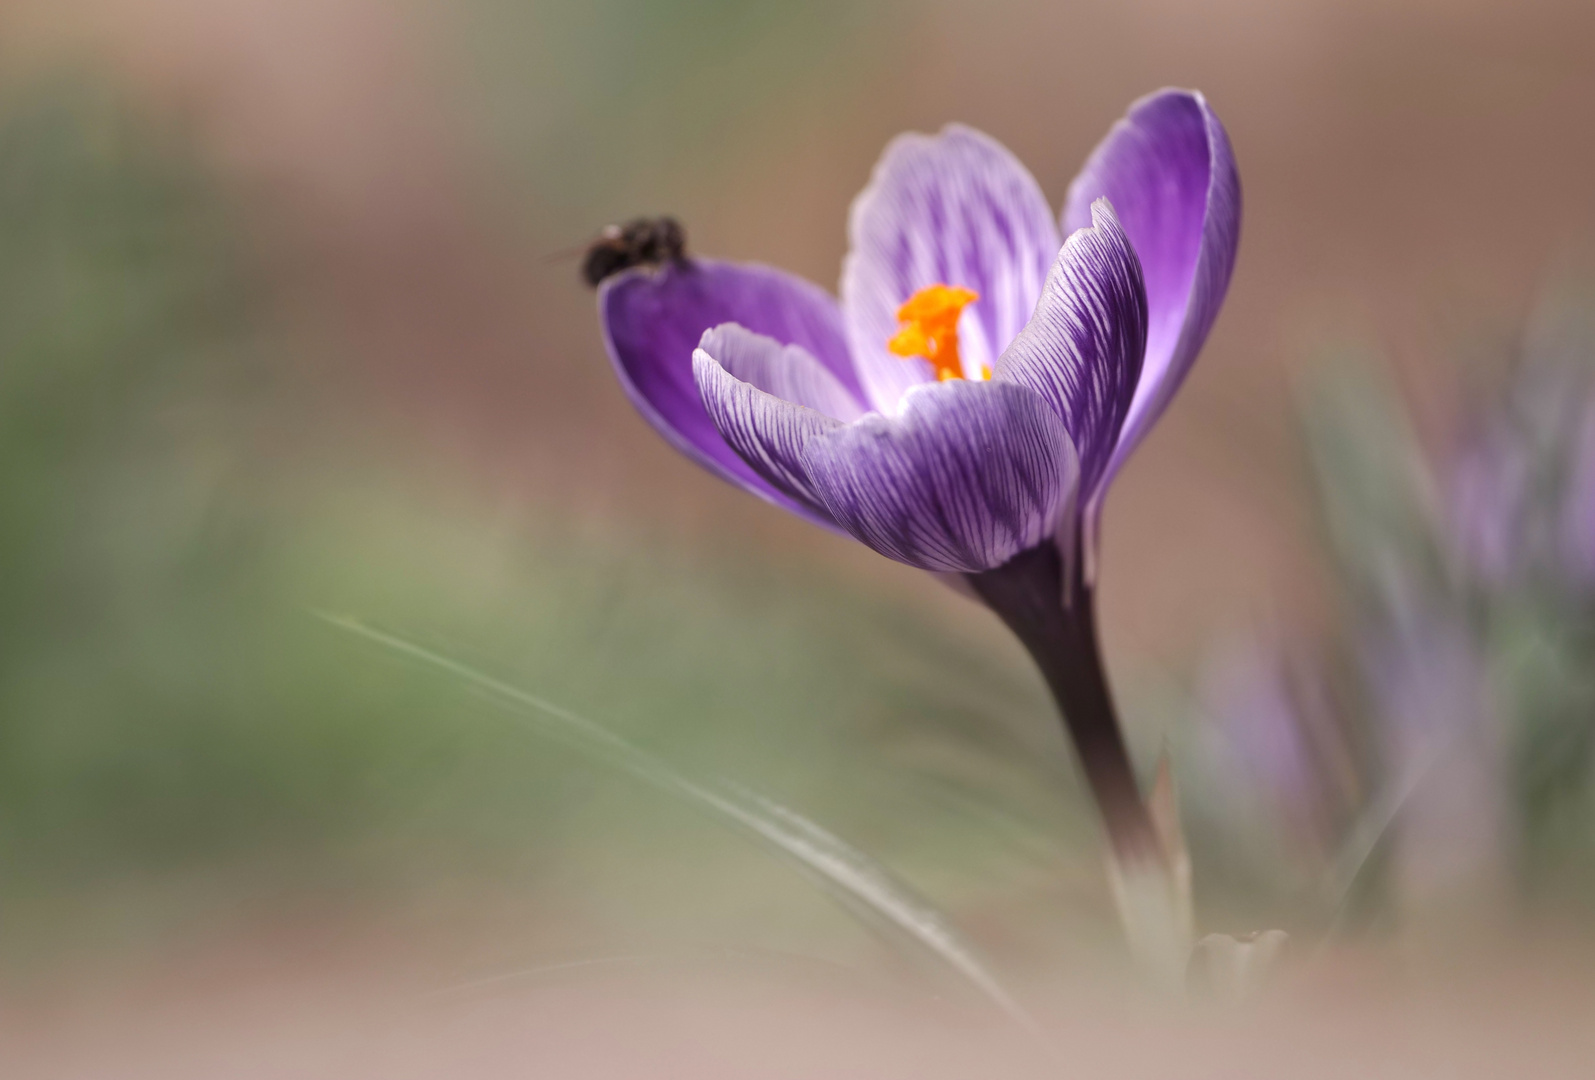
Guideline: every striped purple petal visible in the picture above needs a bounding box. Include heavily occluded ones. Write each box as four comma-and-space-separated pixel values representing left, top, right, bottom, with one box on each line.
1063, 88, 1241, 490
693, 325, 846, 523
802, 379, 1079, 573
842, 125, 1061, 413
599, 259, 865, 520
698, 322, 865, 423
994, 198, 1147, 503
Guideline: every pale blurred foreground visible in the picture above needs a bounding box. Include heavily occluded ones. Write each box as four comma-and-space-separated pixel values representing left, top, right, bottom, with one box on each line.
7, 940, 1595, 1078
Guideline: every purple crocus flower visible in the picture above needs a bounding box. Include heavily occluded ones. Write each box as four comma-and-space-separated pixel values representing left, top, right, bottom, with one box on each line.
596, 89, 1240, 862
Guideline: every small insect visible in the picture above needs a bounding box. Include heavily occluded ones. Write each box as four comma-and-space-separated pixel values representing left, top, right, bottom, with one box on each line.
579, 216, 688, 288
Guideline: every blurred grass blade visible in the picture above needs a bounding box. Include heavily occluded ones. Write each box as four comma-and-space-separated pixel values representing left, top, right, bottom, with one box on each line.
1296, 353, 1444, 607
316, 612, 1046, 1042
718, 781, 1036, 1025
1319, 737, 1447, 943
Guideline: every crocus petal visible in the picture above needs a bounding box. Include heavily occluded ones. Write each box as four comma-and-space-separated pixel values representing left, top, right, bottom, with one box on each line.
600, 259, 867, 517
1063, 88, 1241, 488
694, 327, 844, 522
802, 379, 1079, 573
995, 198, 1147, 502
843, 125, 1062, 413
698, 322, 866, 423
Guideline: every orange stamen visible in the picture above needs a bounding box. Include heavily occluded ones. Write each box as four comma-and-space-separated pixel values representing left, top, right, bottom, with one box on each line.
887, 284, 981, 382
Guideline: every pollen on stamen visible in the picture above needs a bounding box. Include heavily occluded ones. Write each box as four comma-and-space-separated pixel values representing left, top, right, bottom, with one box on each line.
887, 284, 981, 382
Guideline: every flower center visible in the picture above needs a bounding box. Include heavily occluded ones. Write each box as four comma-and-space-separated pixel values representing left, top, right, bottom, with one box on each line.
887, 284, 986, 382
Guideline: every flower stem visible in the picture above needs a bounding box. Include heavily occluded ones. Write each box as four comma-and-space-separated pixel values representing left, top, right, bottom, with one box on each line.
967, 543, 1160, 864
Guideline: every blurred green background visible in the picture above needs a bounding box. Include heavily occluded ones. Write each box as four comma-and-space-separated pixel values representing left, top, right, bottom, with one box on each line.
0, 73, 1098, 982
1, 0, 1594, 1012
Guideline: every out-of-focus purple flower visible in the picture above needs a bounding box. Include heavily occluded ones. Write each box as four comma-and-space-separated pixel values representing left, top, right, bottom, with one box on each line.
599, 89, 1239, 582
1363, 594, 1507, 907
1558, 400, 1595, 586
1447, 422, 1534, 588
595, 89, 1240, 864
1201, 640, 1361, 857
1442, 338, 1595, 592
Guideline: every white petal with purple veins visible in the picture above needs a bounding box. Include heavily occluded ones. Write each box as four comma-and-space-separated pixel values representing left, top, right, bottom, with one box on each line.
996, 198, 1147, 502
699, 323, 866, 423
843, 125, 1062, 414
694, 328, 844, 521
600, 259, 860, 524
802, 379, 1079, 573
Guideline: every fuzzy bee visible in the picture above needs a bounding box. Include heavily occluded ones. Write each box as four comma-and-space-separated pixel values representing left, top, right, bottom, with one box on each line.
579, 216, 688, 288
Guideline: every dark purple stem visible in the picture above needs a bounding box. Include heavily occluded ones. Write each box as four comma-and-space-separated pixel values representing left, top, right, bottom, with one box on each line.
966, 542, 1159, 862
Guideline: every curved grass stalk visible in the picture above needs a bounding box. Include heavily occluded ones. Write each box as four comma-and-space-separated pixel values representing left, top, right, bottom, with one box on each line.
315, 612, 1049, 1048
1318, 737, 1449, 945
